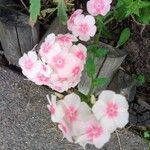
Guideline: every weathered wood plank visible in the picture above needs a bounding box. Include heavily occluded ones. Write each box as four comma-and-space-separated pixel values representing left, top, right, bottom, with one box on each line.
78, 42, 127, 95
0, 6, 39, 66
108, 70, 136, 102
0, 22, 22, 65
37, 17, 67, 49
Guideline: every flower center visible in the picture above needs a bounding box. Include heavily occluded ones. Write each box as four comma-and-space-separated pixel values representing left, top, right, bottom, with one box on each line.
76, 51, 84, 60
65, 106, 78, 123
79, 23, 89, 34
72, 66, 80, 76
53, 55, 65, 68
86, 124, 103, 140
58, 36, 71, 43
106, 102, 118, 118
94, 2, 104, 12
43, 42, 52, 53
24, 59, 34, 70
37, 74, 49, 83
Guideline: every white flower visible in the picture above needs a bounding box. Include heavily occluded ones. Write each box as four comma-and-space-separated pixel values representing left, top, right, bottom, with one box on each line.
92, 90, 129, 133
18, 51, 41, 79
75, 115, 111, 149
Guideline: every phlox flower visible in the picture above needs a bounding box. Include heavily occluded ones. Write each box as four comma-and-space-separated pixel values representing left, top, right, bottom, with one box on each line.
87, 0, 112, 16
67, 9, 83, 31
47, 94, 64, 123
92, 90, 129, 133
75, 116, 111, 149
71, 14, 97, 41
61, 93, 91, 124
70, 43, 87, 64
31, 63, 53, 85
39, 33, 61, 63
18, 51, 41, 79
19, 32, 87, 92
56, 33, 78, 49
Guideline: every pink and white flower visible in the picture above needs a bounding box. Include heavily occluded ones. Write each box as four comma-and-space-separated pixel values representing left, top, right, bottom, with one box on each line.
87, 0, 112, 16
70, 43, 87, 63
39, 33, 61, 63
67, 9, 83, 31
19, 32, 87, 92
75, 116, 111, 149
47, 94, 64, 123
71, 14, 97, 41
61, 93, 91, 124
56, 33, 78, 49
92, 90, 129, 133
18, 51, 41, 79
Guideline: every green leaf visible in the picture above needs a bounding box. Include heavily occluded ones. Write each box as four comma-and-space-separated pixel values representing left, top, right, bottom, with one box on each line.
116, 28, 131, 48
86, 57, 96, 78
144, 131, 150, 139
133, 74, 145, 86
29, 0, 41, 23
96, 16, 112, 39
57, 0, 68, 25
95, 48, 109, 57
93, 77, 108, 88
87, 45, 109, 57
137, 5, 150, 24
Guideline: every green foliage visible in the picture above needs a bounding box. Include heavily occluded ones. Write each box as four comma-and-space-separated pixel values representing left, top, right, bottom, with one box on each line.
55, 0, 68, 25
87, 44, 109, 58
96, 16, 112, 39
144, 131, 150, 139
86, 57, 96, 78
116, 28, 131, 48
114, 0, 150, 24
29, 0, 41, 23
133, 74, 145, 86
93, 77, 109, 88
137, 5, 150, 24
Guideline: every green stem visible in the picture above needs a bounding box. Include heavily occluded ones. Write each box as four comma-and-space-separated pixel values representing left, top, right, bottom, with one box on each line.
104, 16, 114, 25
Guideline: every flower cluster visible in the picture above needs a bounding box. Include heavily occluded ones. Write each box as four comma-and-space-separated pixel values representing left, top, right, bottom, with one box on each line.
19, 33, 87, 92
47, 90, 129, 149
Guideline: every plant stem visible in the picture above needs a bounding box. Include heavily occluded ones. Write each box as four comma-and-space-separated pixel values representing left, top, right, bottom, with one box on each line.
104, 16, 114, 25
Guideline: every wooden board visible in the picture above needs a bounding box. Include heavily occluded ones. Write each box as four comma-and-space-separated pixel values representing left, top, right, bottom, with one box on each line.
0, 6, 39, 66
78, 42, 127, 95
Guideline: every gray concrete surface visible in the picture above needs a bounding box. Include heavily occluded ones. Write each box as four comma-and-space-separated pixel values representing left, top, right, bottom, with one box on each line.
0, 66, 148, 150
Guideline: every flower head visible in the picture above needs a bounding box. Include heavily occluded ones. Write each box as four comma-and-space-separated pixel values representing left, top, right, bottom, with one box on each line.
18, 51, 41, 79
92, 90, 129, 132
87, 0, 112, 16
71, 14, 97, 41
67, 9, 83, 31
75, 116, 111, 149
